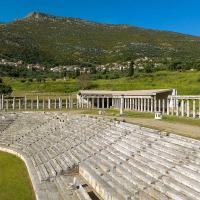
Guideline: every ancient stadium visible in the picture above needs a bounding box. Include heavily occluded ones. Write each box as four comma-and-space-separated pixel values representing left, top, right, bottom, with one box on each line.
1, 89, 200, 200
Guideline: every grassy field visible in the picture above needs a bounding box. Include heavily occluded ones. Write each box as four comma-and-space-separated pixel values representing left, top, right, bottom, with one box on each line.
0, 151, 35, 200
93, 71, 200, 95
3, 71, 200, 96
3, 78, 78, 96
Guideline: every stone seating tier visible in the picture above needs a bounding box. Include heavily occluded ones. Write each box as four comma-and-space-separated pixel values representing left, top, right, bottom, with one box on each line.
1, 112, 200, 200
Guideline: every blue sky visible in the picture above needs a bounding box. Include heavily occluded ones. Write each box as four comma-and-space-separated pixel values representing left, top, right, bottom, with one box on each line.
0, 0, 200, 36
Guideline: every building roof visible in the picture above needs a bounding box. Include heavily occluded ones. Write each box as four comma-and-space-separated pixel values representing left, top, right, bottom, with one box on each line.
79, 89, 173, 96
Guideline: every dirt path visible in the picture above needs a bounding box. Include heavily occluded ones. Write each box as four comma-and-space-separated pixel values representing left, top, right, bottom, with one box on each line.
119, 117, 200, 140
69, 110, 200, 140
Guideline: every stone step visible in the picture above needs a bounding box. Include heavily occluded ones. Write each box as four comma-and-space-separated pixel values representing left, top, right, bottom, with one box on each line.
155, 181, 194, 200
168, 170, 200, 193
79, 162, 125, 200
162, 176, 200, 200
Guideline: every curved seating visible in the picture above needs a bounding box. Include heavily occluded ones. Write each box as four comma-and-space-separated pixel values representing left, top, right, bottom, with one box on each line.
1, 112, 200, 200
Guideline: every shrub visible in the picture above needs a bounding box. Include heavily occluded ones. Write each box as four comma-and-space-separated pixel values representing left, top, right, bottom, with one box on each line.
20, 79, 26, 83
28, 78, 33, 82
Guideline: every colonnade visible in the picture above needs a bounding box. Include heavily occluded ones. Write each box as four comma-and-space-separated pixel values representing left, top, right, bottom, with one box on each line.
1, 94, 200, 119
0, 95, 74, 110
169, 96, 200, 118
113, 97, 168, 114
77, 96, 111, 109
78, 95, 168, 114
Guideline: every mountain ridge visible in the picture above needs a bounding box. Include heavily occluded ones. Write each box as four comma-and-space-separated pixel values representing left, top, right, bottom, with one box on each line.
1, 12, 200, 66
20, 12, 199, 37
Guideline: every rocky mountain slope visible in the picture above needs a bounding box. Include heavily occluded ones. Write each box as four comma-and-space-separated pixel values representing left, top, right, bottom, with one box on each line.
1, 12, 200, 66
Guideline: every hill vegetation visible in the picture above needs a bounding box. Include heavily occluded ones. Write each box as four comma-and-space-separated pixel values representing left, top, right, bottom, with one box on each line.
0, 78, 12, 95
1, 12, 200, 67
3, 71, 200, 96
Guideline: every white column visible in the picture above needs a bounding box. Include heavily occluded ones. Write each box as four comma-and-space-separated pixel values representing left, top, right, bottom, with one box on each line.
158, 99, 161, 112
102, 98, 104, 109
138, 98, 140, 111
97, 97, 99, 109
111, 98, 114, 108
65, 97, 69, 109
86, 98, 89, 108
81, 96, 84, 108
171, 98, 174, 115
12, 97, 15, 110
151, 98, 153, 112
154, 97, 157, 112
193, 99, 196, 118
54, 99, 57, 109
144, 98, 146, 112
167, 98, 170, 115
68, 98, 70, 109
120, 95, 124, 115
37, 96, 39, 110
132, 98, 134, 110
48, 98, 51, 110
134, 98, 136, 110
130, 98, 132, 110
181, 99, 184, 117
147, 98, 150, 112
141, 98, 143, 112
59, 98, 62, 109
107, 97, 109, 109
187, 99, 190, 117
176, 98, 179, 116
24, 96, 27, 110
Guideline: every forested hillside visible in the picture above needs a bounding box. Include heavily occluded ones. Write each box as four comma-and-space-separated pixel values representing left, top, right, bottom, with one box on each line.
1, 12, 200, 66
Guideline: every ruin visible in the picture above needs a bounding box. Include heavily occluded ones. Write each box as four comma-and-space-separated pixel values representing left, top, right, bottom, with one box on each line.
1, 112, 200, 200
1, 89, 200, 119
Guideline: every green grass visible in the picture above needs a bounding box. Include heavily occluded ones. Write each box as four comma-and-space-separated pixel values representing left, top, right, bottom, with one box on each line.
3, 71, 200, 96
0, 151, 36, 200
3, 78, 78, 96
92, 71, 200, 95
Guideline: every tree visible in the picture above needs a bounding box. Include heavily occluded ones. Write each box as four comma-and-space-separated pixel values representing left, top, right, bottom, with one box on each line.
168, 60, 182, 71
128, 61, 134, 76
144, 63, 153, 73
75, 69, 80, 77
77, 73, 91, 90
0, 78, 13, 95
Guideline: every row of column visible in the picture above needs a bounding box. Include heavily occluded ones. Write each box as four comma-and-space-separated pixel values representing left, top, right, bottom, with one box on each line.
78, 96, 110, 109
169, 98, 200, 118
0, 96, 74, 110
78, 96, 169, 114
113, 97, 168, 114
